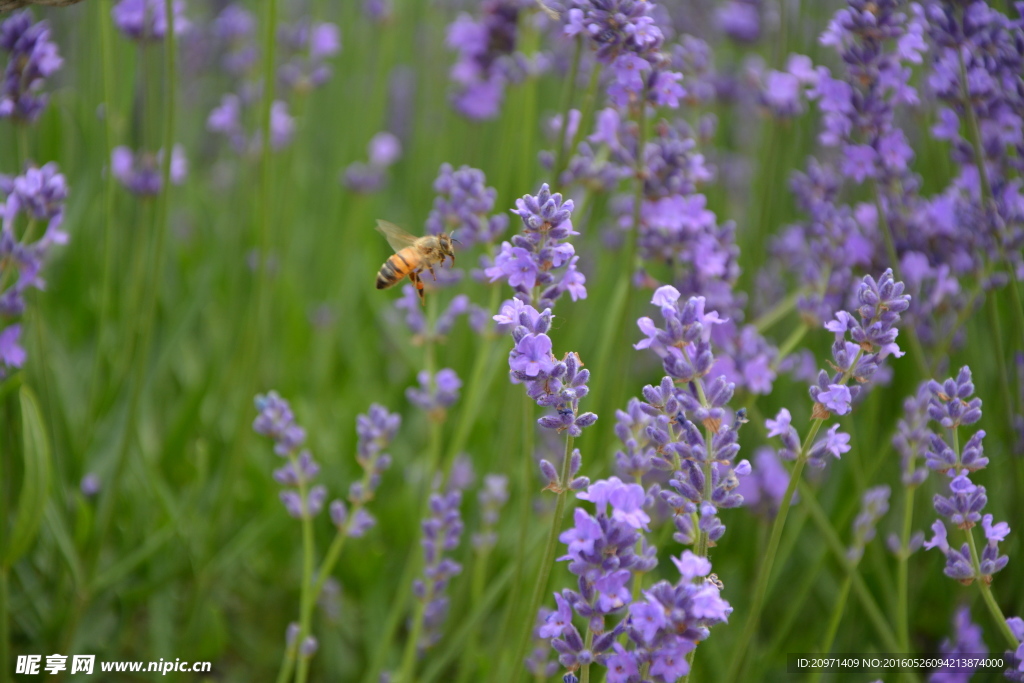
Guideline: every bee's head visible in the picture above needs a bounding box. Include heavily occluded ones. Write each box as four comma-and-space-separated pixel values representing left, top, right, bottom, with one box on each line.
440, 232, 457, 264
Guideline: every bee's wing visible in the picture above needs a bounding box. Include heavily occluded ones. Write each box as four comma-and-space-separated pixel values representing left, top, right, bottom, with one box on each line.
375, 219, 418, 253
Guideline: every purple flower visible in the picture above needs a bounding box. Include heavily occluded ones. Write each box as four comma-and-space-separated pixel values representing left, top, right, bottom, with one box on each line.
276, 20, 342, 92
207, 94, 243, 137
578, 477, 650, 531
918, 363, 1008, 583
926, 367, 983, 432
629, 595, 667, 644
406, 368, 462, 416
111, 145, 187, 196
112, 0, 189, 42
766, 408, 793, 438
500, 301, 596, 439
80, 473, 101, 497
840, 144, 878, 182
894, 384, 932, 487
472, 473, 509, 550
412, 489, 465, 651
486, 183, 582, 309
930, 608, 986, 683
818, 384, 852, 416
649, 639, 694, 680
368, 132, 401, 167
445, 1, 521, 120
847, 485, 891, 563
489, 246, 539, 290
0, 11, 62, 123
610, 53, 649, 93
270, 101, 294, 149
981, 514, 1010, 544
634, 291, 725, 383
559, 507, 604, 557
540, 593, 574, 639
716, 1, 760, 42
425, 164, 507, 249
1, 165, 69, 376
605, 644, 639, 683
0, 324, 26, 373
651, 71, 684, 108
543, 495, 731, 678
564, 0, 681, 107
761, 70, 804, 117
310, 23, 341, 60
254, 392, 328, 519
821, 424, 851, 459
735, 447, 793, 516
816, 269, 910, 398
510, 334, 554, 377
1006, 617, 1024, 681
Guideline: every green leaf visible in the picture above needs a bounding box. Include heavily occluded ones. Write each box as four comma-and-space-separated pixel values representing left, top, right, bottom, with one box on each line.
3, 387, 53, 567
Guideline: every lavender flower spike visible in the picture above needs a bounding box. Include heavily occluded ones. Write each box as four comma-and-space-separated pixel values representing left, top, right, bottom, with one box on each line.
0, 11, 63, 123
920, 366, 1011, 585
112, 0, 189, 42
1, 163, 69, 378
812, 269, 911, 417
254, 392, 325, 519
412, 486, 466, 653
486, 183, 585, 310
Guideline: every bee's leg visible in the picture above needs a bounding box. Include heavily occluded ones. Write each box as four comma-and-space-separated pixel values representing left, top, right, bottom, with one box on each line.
410, 270, 426, 306
449, 253, 456, 266
427, 266, 437, 281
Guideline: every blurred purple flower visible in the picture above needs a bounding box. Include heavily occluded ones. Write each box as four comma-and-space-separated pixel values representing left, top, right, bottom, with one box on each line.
0, 11, 63, 123
112, 0, 189, 42
110, 145, 187, 196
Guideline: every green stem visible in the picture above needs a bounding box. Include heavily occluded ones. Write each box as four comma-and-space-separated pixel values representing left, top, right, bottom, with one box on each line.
443, 286, 502, 473
797, 477, 904, 655
724, 420, 820, 683
752, 289, 800, 334
552, 38, 582, 180
397, 581, 430, 683
0, 392, 11, 679
274, 643, 296, 683
455, 545, 492, 683
591, 93, 645, 427
0, 566, 8, 683
808, 575, 853, 683
929, 268, 992, 375
519, 25, 540, 190
93, 0, 177, 564
509, 432, 575, 683
579, 628, 595, 683
985, 286, 1017, 430
896, 478, 918, 651
495, 392, 535, 677
87, 0, 121, 426
363, 298, 443, 683
257, 0, 279, 296
15, 125, 28, 167
948, 424, 1020, 651
963, 528, 1019, 649
291, 456, 318, 683
771, 322, 809, 373
565, 62, 604, 177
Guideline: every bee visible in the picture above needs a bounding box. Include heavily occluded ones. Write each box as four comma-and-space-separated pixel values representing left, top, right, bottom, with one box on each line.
374, 219, 456, 305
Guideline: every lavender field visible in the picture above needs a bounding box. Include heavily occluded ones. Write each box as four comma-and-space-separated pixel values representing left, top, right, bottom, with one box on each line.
1, 0, 1023, 681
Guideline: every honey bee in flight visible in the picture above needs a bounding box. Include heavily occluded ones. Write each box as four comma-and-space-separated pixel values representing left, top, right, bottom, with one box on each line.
374, 219, 456, 305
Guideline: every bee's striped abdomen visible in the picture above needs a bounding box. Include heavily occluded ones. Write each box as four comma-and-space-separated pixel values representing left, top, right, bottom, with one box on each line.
375, 248, 419, 289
